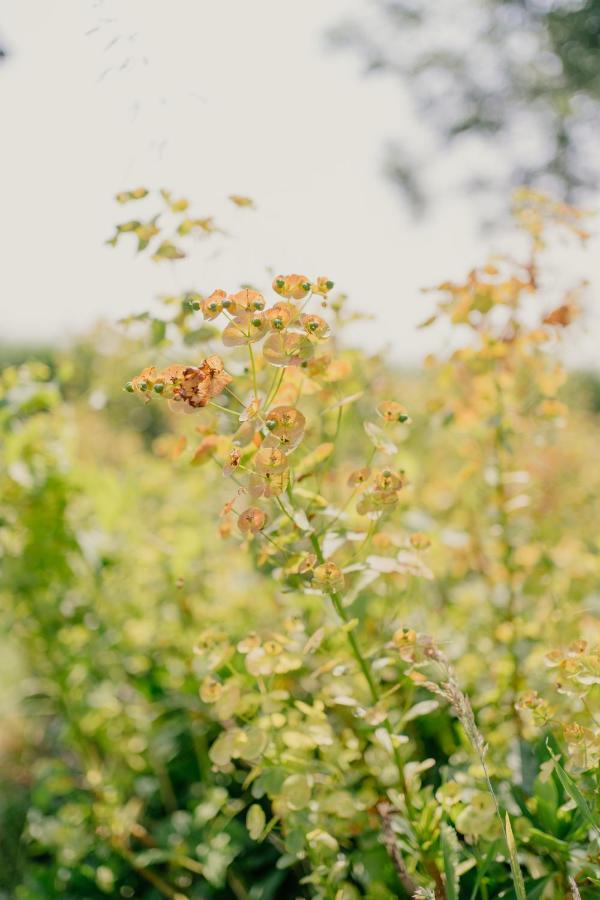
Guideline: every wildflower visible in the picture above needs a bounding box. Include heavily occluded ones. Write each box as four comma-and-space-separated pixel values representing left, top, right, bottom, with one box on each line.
348, 467, 371, 488
357, 469, 409, 513
272, 274, 311, 300
237, 632, 261, 653
174, 357, 233, 408
264, 405, 306, 450
313, 561, 345, 592
254, 447, 288, 475
263, 332, 314, 367
200, 677, 223, 703
301, 313, 330, 339
265, 303, 294, 331
201, 289, 226, 320
311, 276, 334, 296
409, 532, 431, 550
129, 366, 157, 394
239, 397, 262, 424
375, 469, 406, 493
377, 401, 411, 424
229, 288, 266, 312
222, 312, 268, 346
237, 507, 267, 535
223, 448, 241, 476
250, 446, 289, 497
130, 357, 233, 409
298, 553, 317, 574
392, 627, 417, 659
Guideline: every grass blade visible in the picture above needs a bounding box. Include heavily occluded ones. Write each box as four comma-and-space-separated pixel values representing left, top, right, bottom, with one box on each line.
441, 823, 459, 900
505, 813, 526, 900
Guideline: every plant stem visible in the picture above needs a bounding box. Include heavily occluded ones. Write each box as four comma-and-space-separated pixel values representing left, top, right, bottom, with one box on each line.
308, 532, 413, 815
275, 495, 298, 528
378, 801, 419, 897
248, 343, 258, 399
493, 381, 522, 735
208, 400, 239, 417
265, 367, 285, 409
112, 840, 188, 899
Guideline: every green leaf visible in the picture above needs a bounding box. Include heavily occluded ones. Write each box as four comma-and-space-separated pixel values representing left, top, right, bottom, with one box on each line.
183, 325, 218, 345
150, 319, 167, 345
547, 743, 600, 837
246, 803, 266, 841
151, 240, 185, 261
532, 774, 559, 834
441, 823, 459, 900
527, 826, 570, 855
524, 876, 552, 899
132, 848, 170, 868
505, 813, 527, 900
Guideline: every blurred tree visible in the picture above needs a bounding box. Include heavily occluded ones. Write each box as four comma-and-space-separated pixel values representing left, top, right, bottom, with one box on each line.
331, 0, 600, 214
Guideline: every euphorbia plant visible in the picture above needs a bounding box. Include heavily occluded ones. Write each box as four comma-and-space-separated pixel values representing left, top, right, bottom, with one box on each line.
126, 280, 445, 893
117, 188, 460, 895
415, 189, 596, 749
117, 188, 598, 898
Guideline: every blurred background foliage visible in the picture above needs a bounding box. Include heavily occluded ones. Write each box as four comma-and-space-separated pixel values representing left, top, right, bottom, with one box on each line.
331, 0, 600, 214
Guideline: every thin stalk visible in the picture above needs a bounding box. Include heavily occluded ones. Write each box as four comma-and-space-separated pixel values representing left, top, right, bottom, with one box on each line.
112, 840, 188, 900
316, 447, 377, 537
378, 801, 419, 897
275, 495, 298, 529
308, 532, 413, 815
265, 366, 285, 409
208, 400, 239, 417
247, 343, 258, 399
492, 380, 521, 733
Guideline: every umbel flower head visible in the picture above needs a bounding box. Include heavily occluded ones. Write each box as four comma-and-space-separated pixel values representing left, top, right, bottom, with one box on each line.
127, 355, 232, 409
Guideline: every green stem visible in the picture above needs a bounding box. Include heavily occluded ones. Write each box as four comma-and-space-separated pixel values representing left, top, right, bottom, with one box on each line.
265, 367, 285, 409
308, 532, 413, 816
208, 400, 239, 417
493, 381, 521, 734
275, 495, 297, 529
248, 343, 258, 399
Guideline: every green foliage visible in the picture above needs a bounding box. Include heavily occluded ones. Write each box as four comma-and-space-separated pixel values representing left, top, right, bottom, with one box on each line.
1, 190, 599, 898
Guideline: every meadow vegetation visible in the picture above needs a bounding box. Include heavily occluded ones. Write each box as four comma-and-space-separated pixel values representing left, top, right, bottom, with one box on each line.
1, 189, 598, 899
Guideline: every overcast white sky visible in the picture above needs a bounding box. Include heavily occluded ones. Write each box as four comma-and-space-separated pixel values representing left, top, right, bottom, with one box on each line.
1, 0, 598, 365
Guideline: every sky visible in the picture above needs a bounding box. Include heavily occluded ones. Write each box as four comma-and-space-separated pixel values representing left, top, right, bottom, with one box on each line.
1, 0, 598, 366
